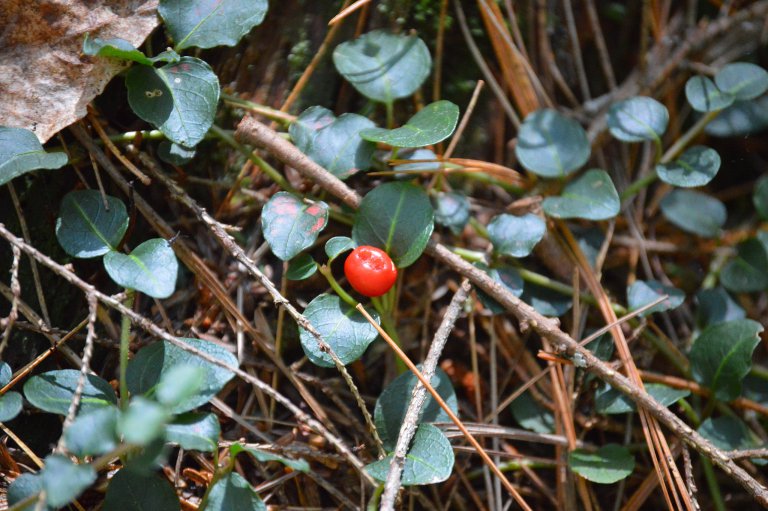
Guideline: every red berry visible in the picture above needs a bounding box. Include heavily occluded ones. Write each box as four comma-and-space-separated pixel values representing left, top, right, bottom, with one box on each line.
343, 245, 398, 297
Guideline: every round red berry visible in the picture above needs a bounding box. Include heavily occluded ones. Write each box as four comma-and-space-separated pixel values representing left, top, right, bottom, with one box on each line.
343, 245, 398, 297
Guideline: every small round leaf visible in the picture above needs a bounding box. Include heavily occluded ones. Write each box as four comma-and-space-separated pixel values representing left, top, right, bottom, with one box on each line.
285, 253, 318, 281
64, 407, 119, 457
103, 239, 179, 298
515, 109, 590, 177
0, 392, 23, 422
607, 96, 669, 142
233, 444, 310, 473
352, 182, 434, 268
720, 238, 768, 293
627, 280, 685, 316
0, 126, 67, 186
41, 454, 96, 508
542, 169, 620, 220
520, 282, 572, 317
333, 30, 432, 103
714, 62, 768, 101
595, 383, 689, 415
299, 294, 379, 367
119, 397, 169, 445
569, 444, 635, 484
705, 96, 768, 137
205, 472, 266, 511
24, 369, 116, 416
685, 76, 734, 112
165, 412, 220, 452
510, 391, 554, 433
56, 189, 129, 258
656, 145, 720, 187
394, 148, 441, 172
103, 469, 180, 511
82, 35, 154, 65
753, 175, 768, 219
660, 189, 726, 238
262, 193, 329, 261
487, 213, 545, 258
0, 361, 11, 386
8, 474, 47, 510
696, 287, 746, 327
360, 101, 459, 148
475, 263, 524, 315
366, 423, 454, 485
432, 191, 470, 234
698, 416, 761, 452
325, 236, 356, 261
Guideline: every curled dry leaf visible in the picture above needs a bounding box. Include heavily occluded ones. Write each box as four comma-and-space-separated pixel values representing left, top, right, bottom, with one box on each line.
0, 0, 159, 142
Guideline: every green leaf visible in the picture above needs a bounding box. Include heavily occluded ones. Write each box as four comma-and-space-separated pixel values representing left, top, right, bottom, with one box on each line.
333, 30, 432, 103
374, 367, 457, 451
705, 96, 768, 137
165, 412, 220, 452
394, 148, 441, 172
698, 417, 765, 466
261, 193, 329, 261
520, 281, 572, 317
627, 280, 685, 316
24, 369, 116, 416
487, 213, 545, 258
720, 238, 768, 293
159, 0, 268, 50
689, 319, 763, 401
56, 189, 129, 258
510, 391, 554, 434
714, 62, 768, 101
82, 34, 180, 65
232, 444, 310, 473
432, 191, 470, 234
0, 361, 11, 386
514, 109, 590, 177
158, 140, 196, 165
352, 182, 434, 268
366, 423, 454, 485
360, 101, 459, 148
285, 253, 318, 281
660, 189, 726, 238
203, 472, 266, 511
290, 107, 376, 179
696, 287, 746, 327
119, 397, 169, 445
64, 406, 119, 457
607, 96, 668, 142
103, 469, 180, 511
0, 126, 67, 186
684, 76, 734, 112
127, 338, 238, 413
656, 146, 721, 187
568, 444, 635, 484
156, 364, 206, 407
325, 236, 356, 261
595, 383, 689, 414
0, 391, 23, 422
126, 57, 220, 148
41, 454, 96, 508
298, 294, 379, 368
104, 238, 179, 298
7, 474, 49, 510
542, 169, 620, 220
474, 264, 524, 315
753, 175, 768, 219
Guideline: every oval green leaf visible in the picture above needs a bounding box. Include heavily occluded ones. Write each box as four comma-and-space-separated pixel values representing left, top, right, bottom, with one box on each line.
656, 145, 721, 187
660, 189, 726, 238
56, 190, 129, 258
520, 281, 572, 317
595, 383, 689, 415
360, 101, 459, 148
0, 361, 10, 386
475, 263, 524, 315
119, 397, 169, 445
714, 62, 768, 101
333, 30, 432, 104
83, 35, 152, 65
165, 412, 221, 452
156, 364, 206, 407
510, 391, 555, 434
233, 444, 310, 473
568, 444, 635, 484
64, 406, 119, 457
374, 366, 457, 451
285, 253, 318, 281
325, 236, 356, 261
127, 338, 238, 413
0, 126, 67, 186
204, 471, 266, 511
607, 96, 669, 142
289, 106, 336, 150
126, 57, 220, 148
432, 191, 470, 234
720, 238, 768, 293
696, 287, 746, 327
0, 392, 22, 422
41, 454, 96, 508
352, 182, 434, 268
158, 140, 196, 165
103, 469, 181, 511
298, 294, 380, 368
515, 109, 590, 177
627, 280, 685, 316
698, 416, 761, 452
542, 169, 620, 220
705, 96, 768, 137
261, 192, 329, 261
104, 238, 179, 298
487, 213, 545, 258
685, 76, 734, 112
689, 319, 763, 402
24, 369, 117, 416
7, 474, 49, 511
753, 175, 768, 219
159, 0, 268, 50
366, 423, 454, 485
394, 148, 441, 172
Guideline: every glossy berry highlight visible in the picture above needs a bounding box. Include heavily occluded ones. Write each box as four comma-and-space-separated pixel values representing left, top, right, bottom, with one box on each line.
343, 245, 398, 297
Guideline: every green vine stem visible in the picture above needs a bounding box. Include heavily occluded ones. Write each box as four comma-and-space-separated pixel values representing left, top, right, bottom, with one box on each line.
221, 92, 297, 125
317, 264, 358, 308
119, 289, 135, 410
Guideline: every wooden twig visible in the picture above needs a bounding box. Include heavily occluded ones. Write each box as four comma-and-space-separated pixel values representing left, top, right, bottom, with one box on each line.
380, 280, 471, 510
0, 245, 20, 358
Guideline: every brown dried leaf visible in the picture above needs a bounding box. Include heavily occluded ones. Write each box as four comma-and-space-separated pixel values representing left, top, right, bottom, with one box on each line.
0, 0, 159, 142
